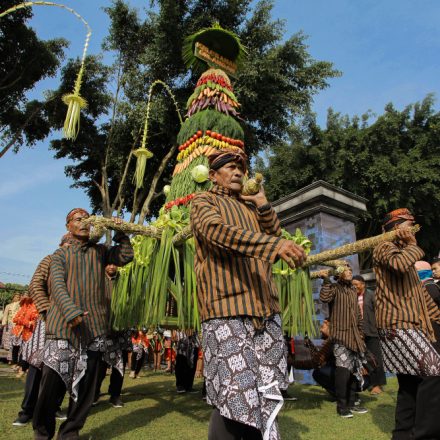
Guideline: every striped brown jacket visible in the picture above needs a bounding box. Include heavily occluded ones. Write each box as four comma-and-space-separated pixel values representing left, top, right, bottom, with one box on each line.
191, 185, 283, 322
46, 233, 133, 348
320, 280, 366, 353
29, 255, 52, 314
373, 241, 440, 341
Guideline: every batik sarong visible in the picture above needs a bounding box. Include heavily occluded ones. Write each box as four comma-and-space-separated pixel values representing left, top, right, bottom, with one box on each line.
379, 328, 440, 376
1, 322, 12, 350
2, 323, 21, 361
202, 314, 288, 440
43, 336, 123, 401
21, 319, 46, 368
132, 343, 145, 361
176, 331, 200, 368
333, 343, 366, 385
89, 335, 124, 377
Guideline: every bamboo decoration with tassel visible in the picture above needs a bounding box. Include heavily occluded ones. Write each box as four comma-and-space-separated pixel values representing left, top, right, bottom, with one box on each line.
133, 80, 183, 189
0, 2, 92, 140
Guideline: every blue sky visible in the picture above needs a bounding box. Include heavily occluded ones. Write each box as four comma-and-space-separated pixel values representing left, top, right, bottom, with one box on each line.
1, 0, 439, 285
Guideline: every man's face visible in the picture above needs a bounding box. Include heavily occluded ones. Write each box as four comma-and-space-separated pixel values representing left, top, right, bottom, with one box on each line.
12, 294, 20, 302
320, 320, 330, 339
352, 279, 365, 294
432, 262, 440, 280
209, 161, 244, 193
106, 264, 117, 277
66, 212, 90, 241
340, 266, 353, 281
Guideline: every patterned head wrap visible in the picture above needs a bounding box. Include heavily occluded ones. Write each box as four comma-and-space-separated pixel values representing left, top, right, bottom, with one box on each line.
66, 208, 90, 224
382, 208, 414, 231
208, 150, 248, 173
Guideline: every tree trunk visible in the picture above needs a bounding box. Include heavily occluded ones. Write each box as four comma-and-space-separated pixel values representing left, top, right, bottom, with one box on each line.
137, 144, 177, 224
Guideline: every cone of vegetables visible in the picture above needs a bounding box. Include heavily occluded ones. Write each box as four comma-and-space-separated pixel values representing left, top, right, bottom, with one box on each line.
111, 25, 315, 337
112, 25, 248, 331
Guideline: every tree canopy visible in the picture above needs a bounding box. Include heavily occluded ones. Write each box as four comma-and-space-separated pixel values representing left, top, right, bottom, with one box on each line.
0, 0, 68, 157
0, 282, 28, 308
257, 94, 440, 266
47, 0, 339, 221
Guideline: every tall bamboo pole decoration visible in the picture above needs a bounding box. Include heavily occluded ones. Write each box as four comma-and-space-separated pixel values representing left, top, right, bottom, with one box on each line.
0, 1, 91, 140
133, 80, 183, 189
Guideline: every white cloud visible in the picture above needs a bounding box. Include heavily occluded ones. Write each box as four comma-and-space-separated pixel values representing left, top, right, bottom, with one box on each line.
1, 233, 61, 267
0, 163, 61, 199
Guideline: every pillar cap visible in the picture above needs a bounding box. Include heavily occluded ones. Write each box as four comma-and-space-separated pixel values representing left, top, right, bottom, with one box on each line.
272, 180, 368, 225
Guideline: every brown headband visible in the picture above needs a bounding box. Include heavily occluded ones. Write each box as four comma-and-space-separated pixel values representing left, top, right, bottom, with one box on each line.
66, 208, 90, 224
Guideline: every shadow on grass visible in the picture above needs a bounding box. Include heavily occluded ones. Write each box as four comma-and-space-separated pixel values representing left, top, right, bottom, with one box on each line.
87, 378, 212, 438
278, 413, 309, 440
0, 379, 25, 401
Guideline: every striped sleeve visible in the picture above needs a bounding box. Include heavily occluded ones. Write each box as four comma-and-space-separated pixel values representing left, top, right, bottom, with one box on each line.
315, 339, 333, 367
29, 255, 51, 314
319, 279, 337, 303
105, 232, 134, 266
192, 194, 282, 263
49, 250, 83, 322
374, 242, 424, 273
255, 204, 282, 237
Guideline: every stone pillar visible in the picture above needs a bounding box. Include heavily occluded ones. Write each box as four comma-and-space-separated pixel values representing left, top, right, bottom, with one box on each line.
272, 180, 367, 383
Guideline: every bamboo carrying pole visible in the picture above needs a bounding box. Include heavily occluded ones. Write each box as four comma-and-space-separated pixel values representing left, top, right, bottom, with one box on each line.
303, 225, 420, 267
82, 216, 162, 239
318, 259, 348, 268
310, 269, 335, 279
82, 217, 420, 266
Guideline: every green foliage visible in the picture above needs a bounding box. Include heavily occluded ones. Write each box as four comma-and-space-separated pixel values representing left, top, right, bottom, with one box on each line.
0, 0, 68, 153
259, 95, 440, 265
0, 283, 28, 307
48, 0, 338, 218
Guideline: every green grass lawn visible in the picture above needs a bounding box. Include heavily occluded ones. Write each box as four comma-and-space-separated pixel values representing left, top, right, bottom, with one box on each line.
0, 364, 396, 439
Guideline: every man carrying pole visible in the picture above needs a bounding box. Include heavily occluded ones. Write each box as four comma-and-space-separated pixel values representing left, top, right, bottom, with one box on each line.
191, 150, 306, 440
373, 208, 440, 440
33, 208, 133, 440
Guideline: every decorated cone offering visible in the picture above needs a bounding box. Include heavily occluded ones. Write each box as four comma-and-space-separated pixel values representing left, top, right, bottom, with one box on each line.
111, 25, 249, 331
89, 25, 317, 335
